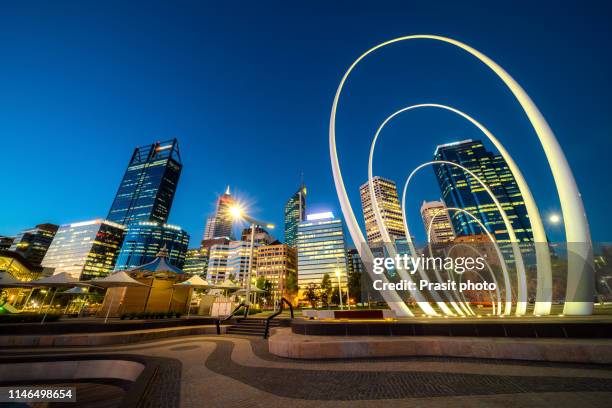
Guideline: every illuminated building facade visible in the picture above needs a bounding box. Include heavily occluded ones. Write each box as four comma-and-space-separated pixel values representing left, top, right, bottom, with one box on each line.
9, 223, 58, 266
227, 240, 259, 285
284, 183, 306, 247
346, 248, 364, 276
107, 139, 182, 225
359, 177, 406, 244
433, 140, 533, 243
183, 247, 209, 276
256, 243, 297, 294
420, 200, 455, 243
41, 219, 126, 280
114, 221, 189, 270
241, 225, 275, 245
202, 186, 235, 240
296, 212, 347, 289
206, 243, 231, 283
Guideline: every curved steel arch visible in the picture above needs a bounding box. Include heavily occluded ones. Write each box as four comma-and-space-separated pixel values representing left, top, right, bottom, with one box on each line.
426, 208, 504, 315
367, 103, 552, 315
329, 35, 593, 316
402, 161, 524, 315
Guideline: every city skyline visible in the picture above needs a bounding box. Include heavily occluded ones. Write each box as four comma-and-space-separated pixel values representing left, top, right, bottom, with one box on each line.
0, 2, 610, 247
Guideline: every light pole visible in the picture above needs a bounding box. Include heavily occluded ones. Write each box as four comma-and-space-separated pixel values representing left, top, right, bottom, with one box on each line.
335, 261, 343, 310
229, 204, 275, 316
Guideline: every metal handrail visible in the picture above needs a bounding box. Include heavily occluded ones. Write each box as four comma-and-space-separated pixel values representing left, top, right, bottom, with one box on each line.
215, 302, 249, 335
263, 297, 293, 339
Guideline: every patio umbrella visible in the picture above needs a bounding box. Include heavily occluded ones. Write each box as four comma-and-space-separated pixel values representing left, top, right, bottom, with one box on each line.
0, 272, 30, 288
86, 271, 150, 323
212, 280, 240, 290
234, 287, 267, 295
174, 275, 212, 318
27, 273, 88, 324
58, 286, 90, 315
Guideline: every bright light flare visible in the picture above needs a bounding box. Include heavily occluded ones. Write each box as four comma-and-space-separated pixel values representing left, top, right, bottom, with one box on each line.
548, 213, 561, 224
229, 205, 244, 220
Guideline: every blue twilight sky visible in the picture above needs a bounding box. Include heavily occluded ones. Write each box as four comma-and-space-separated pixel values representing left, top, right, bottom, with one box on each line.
0, 0, 610, 246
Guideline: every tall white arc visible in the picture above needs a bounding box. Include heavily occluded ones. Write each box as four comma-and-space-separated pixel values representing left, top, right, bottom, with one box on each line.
329, 35, 593, 316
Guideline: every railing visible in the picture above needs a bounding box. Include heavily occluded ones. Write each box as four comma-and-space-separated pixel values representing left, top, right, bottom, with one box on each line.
216, 302, 249, 335
263, 297, 293, 339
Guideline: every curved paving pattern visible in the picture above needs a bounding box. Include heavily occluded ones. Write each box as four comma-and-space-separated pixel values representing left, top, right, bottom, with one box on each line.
3, 335, 612, 407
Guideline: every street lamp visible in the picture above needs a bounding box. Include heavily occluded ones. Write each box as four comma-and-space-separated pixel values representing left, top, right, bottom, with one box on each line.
229, 204, 274, 316
335, 266, 343, 310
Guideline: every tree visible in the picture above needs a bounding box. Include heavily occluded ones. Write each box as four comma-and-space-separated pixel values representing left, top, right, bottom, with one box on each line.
284, 270, 298, 304
348, 269, 361, 304
303, 283, 320, 308
320, 273, 333, 307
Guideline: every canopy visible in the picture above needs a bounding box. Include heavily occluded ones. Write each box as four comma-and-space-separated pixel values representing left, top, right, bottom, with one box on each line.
235, 287, 267, 294
86, 271, 149, 288
174, 275, 211, 288
0, 272, 30, 288
212, 280, 240, 290
61, 286, 90, 295
28, 272, 86, 288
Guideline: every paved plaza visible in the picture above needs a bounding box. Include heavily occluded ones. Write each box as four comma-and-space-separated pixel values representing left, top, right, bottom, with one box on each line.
4, 334, 612, 407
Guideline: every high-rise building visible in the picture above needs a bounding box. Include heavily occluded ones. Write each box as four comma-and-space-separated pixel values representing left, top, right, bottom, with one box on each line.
227, 240, 259, 285
9, 223, 58, 266
0, 236, 14, 251
114, 221, 189, 270
420, 200, 455, 243
433, 140, 533, 243
359, 177, 407, 244
183, 247, 209, 276
284, 183, 306, 247
346, 248, 365, 276
256, 242, 297, 294
202, 186, 235, 240
296, 212, 348, 289
107, 139, 182, 226
202, 215, 216, 240
41, 219, 126, 280
241, 226, 275, 246
206, 243, 231, 283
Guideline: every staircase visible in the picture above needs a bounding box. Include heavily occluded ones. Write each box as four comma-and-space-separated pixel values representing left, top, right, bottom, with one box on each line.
225, 317, 284, 336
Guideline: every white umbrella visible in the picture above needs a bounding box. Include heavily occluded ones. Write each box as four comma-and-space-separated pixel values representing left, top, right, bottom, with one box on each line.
0, 272, 30, 288
235, 287, 267, 294
28, 273, 88, 324
86, 271, 149, 323
174, 276, 212, 318
212, 279, 240, 290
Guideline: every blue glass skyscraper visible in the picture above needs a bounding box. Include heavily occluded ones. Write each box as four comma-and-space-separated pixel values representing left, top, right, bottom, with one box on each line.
107, 139, 182, 225
433, 139, 533, 243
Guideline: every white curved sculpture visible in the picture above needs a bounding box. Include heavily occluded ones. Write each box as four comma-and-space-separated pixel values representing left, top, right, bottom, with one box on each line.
402, 161, 524, 314
329, 35, 593, 316
368, 103, 552, 315
427, 209, 504, 315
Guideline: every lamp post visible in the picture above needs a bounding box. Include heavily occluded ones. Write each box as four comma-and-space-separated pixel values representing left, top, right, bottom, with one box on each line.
229, 204, 275, 316
335, 265, 343, 310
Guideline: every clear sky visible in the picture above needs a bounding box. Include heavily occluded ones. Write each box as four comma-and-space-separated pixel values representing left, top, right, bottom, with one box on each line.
1, 0, 610, 246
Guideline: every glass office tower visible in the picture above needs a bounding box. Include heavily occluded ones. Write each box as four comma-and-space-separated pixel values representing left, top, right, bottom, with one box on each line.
9, 223, 59, 266
183, 247, 209, 276
41, 219, 126, 280
107, 139, 182, 225
433, 139, 533, 243
114, 221, 189, 270
202, 186, 235, 240
296, 212, 347, 290
284, 183, 306, 247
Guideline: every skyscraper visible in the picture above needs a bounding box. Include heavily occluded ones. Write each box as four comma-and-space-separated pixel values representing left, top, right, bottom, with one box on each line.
183, 247, 209, 276
206, 242, 231, 283
202, 186, 235, 240
240, 225, 275, 245
226, 240, 259, 284
284, 183, 306, 247
107, 139, 182, 226
359, 177, 407, 244
114, 221, 189, 270
433, 140, 533, 243
256, 242, 297, 294
41, 219, 126, 280
9, 223, 58, 266
420, 200, 455, 243
296, 212, 347, 290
